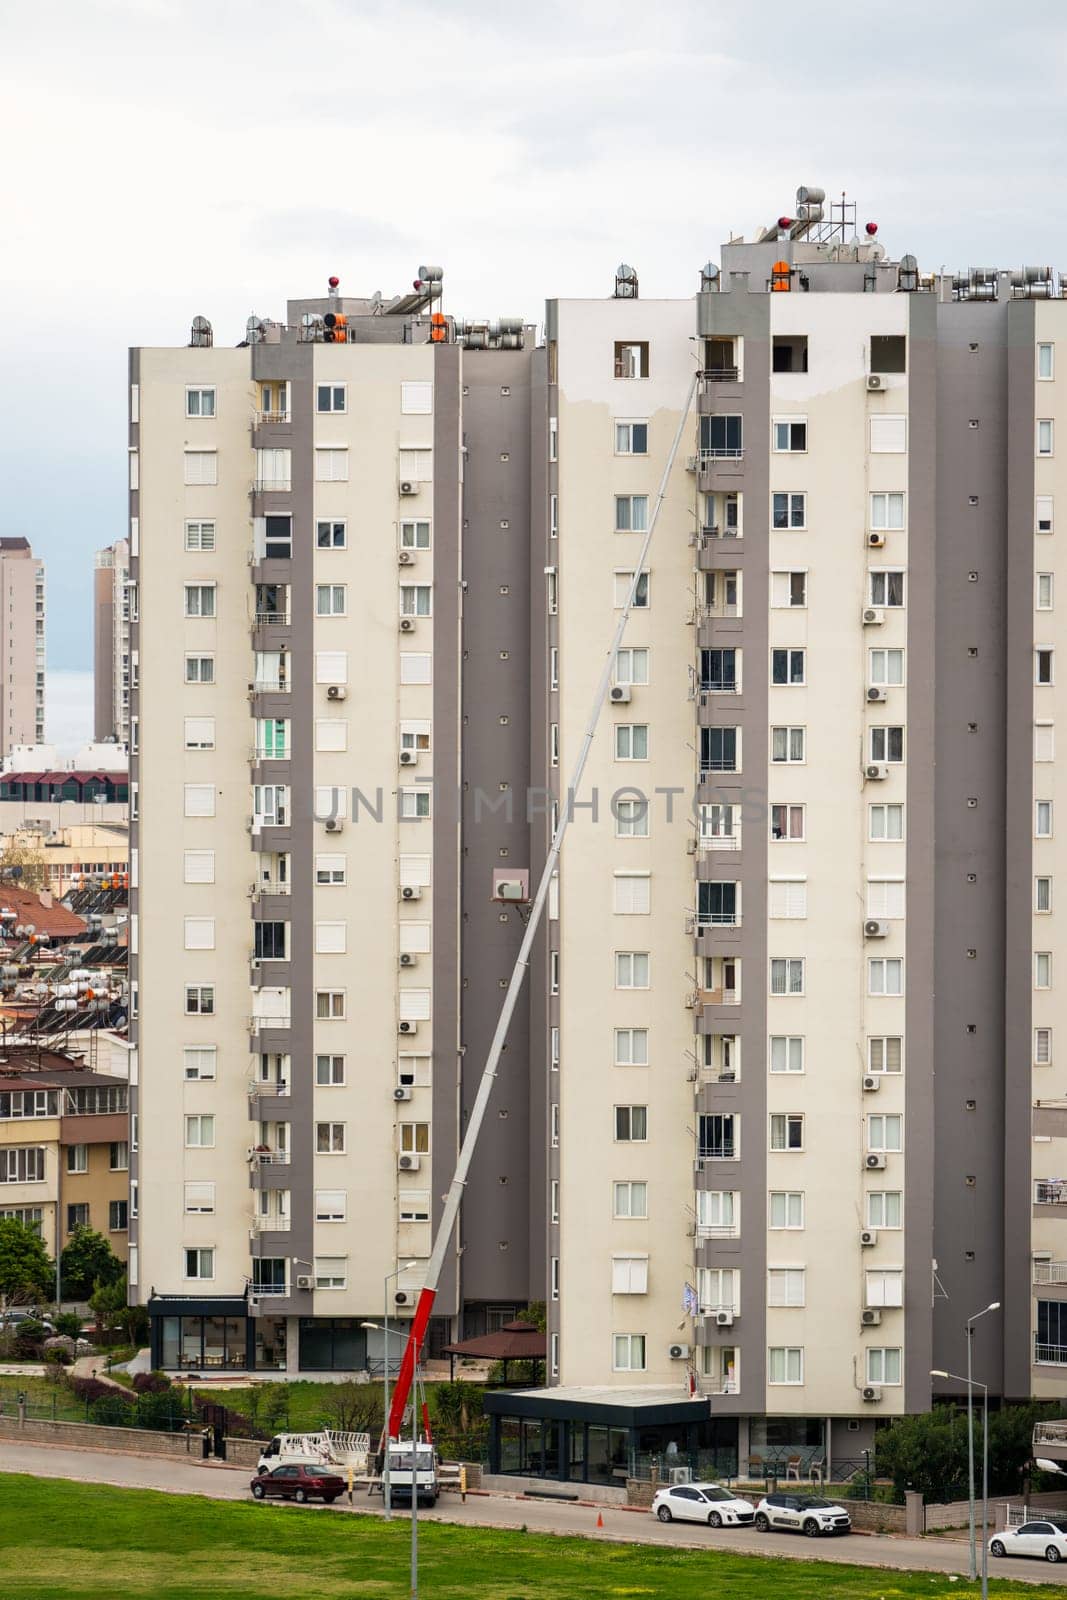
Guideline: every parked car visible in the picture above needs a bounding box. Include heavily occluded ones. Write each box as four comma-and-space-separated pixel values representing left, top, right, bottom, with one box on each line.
250, 1463, 345, 1504
754, 1493, 852, 1537
990, 1520, 1067, 1563
652, 1482, 755, 1526
0, 1310, 55, 1334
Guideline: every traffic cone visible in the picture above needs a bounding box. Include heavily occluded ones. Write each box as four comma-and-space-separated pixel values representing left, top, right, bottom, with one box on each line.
596, 1512, 604, 1529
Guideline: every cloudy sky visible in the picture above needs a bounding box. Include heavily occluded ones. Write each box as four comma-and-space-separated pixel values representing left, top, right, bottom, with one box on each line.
3, 0, 1065, 740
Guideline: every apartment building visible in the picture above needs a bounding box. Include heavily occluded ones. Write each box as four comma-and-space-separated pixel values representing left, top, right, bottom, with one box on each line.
93, 539, 130, 744
0, 539, 45, 757
129, 278, 541, 1373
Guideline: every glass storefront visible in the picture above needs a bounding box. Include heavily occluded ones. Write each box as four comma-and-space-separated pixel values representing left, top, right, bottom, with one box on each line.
159, 1314, 247, 1370
255, 1315, 287, 1371
298, 1317, 366, 1371
748, 1416, 826, 1472
490, 1409, 738, 1485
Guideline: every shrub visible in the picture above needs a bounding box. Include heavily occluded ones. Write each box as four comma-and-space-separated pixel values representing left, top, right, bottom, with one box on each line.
132, 1370, 171, 1395
134, 1389, 184, 1432
43, 1342, 73, 1367
72, 1376, 120, 1406
89, 1391, 136, 1427
53, 1312, 83, 1340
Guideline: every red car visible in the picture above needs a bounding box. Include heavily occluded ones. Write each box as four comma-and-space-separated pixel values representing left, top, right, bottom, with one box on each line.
251, 1463, 345, 1504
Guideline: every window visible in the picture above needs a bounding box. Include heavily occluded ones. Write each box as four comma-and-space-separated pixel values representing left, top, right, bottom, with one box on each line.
870, 492, 905, 530
772, 492, 806, 530
701, 413, 743, 457
614, 495, 649, 533
615, 648, 650, 686
614, 1027, 649, 1066
183, 1047, 216, 1081
770, 1114, 804, 1151
1038, 420, 1054, 457
1036, 951, 1052, 989
615, 951, 650, 988
183, 1248, 214, 1281
67, 1202, 89, 1230
254, 784, 288, 827
865, 1349, 903, 1390
106, 1141, 129, 1172
314, 1257, 347, 1289
1038, 573, 1054, 611
66, 1144, 87, 1174
771, 727, 805, 764
613, 570, 650, 608
768, 1268, 806, 1307
867, 879, 905, 919
867, 1191, 903, 1229
316, 1122, 346, 1154
771, 804, 805, 841
865, 1269, 903, 1308
771, 571, 807, 608
109, 1199, 128, 1233
870, 570, 905, 607
870, 726, 904, 763
315, 922, 347, 954
615, 799, 648, 839
315, 1190, 346, 1222
184, 583, 216, 619
1038, 343, 1055, 381
771, 648, 805, 686
768, 879, 807, 919
613, 1180, 647, 1218
611, 1255, 648, 1295
316, 520, 346, 549
1037, 496, 1054, 534
254, 922, 288, 961
184, 784, 215, 820
184, 1181, 215, 1214
183, 850, 214, 885
400, 519, 431, 550
613, 1333, 647, 1371
185, 654, 214, 684
772, 418, 807, 453
1036, 870, 1053, 912
1037, 649, 1055, 685
698, 1265, 738, 1313
399, 1122, 430, 1154
400, 380, 432, 414
615, 724, 648, 761
183, 917, 215, 950
186, 387, 215, 417
697, 1191, 737, 1234
870, 415, 907, 453
702, 727, 738, 772
869, 649, 905, 686
184, 718, 215, 752
185, 520, 216, 551
399, 790, 431, 821
769, 1191, 804, 1229
868, 1036, 903, 1074
183, 450, 217, 485
613, 873, 650, 914
315, 1055, 345, 1085
1037, 800, 1054, 837
184, 1114, 215, 1148
316, 584, 346, 617
549, 417, 558, 461
615, 1105, 648, 1142
316, 991, 345, 1019
315, 447, 349, 482
770, 958, 804, 995
614, 341, 649, 379
768, 1347, 803, 1384
701, 648, 738, 692
870, 334, 906, 374
400, 585, 432, 617
185, 985, 214, 1015
1035, 1027, 1053, 1066
398, 1191, 430, 1223
550, 494, 558, 537
699, 1113, 737, 1160
868, 958, 904, 995
615, 420, 648, 455
0, 1148, 45, 1184
769, 1036, 804, 1074
867, 1113, 903, 1153
315, 854, 346, 887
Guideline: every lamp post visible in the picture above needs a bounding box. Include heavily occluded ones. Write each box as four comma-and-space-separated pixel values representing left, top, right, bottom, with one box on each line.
364, 1316, 423, 1600
964, 1302, 1001, 1581
365, 1262, 416, 1518
933, 1367, 990, 1600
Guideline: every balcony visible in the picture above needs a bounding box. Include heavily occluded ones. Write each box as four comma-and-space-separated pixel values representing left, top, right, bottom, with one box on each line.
699, 830, 741, 853
1033, 1421, 1067, 1463
698, 681, 740, 699
254, 411, 291, 428
253, 879, 291, 897
1034, 1342, 1067, 1366
1034, 1180, 1067, 1207
247, 1015, 291, 1036
250, 1214, 291, 1234
699, 986, 740, 1007
254, 610, 291, 628
1034, 1261, 1067, 1285
1033, 1100, 1067, 1138
251, 678, 291, 695
696, 1221, 740, 1240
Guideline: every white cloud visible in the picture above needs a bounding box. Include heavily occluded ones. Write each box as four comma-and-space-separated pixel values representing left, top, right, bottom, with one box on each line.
46, 671, 95, 758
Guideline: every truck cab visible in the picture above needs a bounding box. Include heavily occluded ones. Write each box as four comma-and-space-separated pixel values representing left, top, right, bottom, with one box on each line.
387, 1441, 438, 1507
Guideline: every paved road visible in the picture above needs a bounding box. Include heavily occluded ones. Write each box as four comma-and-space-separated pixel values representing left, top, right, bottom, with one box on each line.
0, 1438, 1064, 1586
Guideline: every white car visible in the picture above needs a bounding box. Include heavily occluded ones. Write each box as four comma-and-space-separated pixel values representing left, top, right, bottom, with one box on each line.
990, 1520, 1067, 1563
754, 1492, 852, 1536
651, 1482, 755, 1527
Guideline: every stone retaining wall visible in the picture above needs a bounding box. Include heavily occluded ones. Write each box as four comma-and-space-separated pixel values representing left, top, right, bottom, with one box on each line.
0, 1413, 203, 1458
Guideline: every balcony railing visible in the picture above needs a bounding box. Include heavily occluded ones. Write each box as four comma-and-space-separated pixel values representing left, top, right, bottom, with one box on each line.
696, 911, 741, 928
699, 682, 740, 698
695, 603, 741, 622
700, 832, 741, 851
1034, 1261, 1067, 1284
249, 1148, 291, 1166
247, 1016, 291, 1035
1035, 1181, 1067, 1205
254, 411, 291, 426
700, 987, 740, 1007
1034, 1422, 1067, 1444
698, 1143, 738, 1162
254, 611, 291, 627
251, 1214, 292, 1233
699, 367, 740, 384
248, 1078, 291, 1098
696, 1222, 740, 1239
1035, 1342, 1067, 1366
700, 446, 744, 463
254, 879, 291, 897
251, 1280, 289, 1297
253, 477, 292, 493
698, 1299, 740, 1317
700, 524, 740, 543
251, 678, 291, 695
699, 760, 739, 775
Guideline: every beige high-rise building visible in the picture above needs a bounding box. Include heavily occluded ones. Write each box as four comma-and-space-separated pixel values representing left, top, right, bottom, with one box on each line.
0, 538, 45, 756
93, 539, 130, 744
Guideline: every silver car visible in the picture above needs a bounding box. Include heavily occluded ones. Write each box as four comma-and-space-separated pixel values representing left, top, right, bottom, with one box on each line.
651, 1482, 755, 1527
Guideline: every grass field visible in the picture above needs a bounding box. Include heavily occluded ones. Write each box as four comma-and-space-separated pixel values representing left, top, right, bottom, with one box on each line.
0, 1476, 1063, 1600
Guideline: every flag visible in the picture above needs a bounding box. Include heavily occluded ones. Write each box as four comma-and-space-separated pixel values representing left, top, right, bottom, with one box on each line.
683, 1282, 699, 1317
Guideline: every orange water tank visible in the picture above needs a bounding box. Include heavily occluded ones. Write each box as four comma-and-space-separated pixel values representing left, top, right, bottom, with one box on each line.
430, 312, 448, 344
771, 259, 792, 293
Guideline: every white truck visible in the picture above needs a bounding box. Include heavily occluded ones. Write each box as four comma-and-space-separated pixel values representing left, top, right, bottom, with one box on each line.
256, 1430, 369, 1477
384, 1439, 439, 1507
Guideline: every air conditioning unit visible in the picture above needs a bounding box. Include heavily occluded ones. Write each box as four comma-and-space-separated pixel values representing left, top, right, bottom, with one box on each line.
394, 1085, 413, 1101
862, 1385, 883, 1403
245, 816, 255, 833
401, 884, 422, 901
399, 480, 417, 496
399, 617, 416, 632
327, 684, 347, 701
867, 532, 886, 548
686, 837, 698, 855
398, 1153, 421, 1171
398, 550, 415, 565
325, 818, 344, 834
864, 919, 890, 939
399, 952, 418, 968
398, 1019, 418, 1035
866, 1152, 888, 1170
296, 1274, 313, 1291
863, 607, 885, 626
862, 1075, 881, 1094
399, 749, 417, 766
865, 763, 889, 781
684, 991, 699, 1010
867, 374, 885, 391
686, 454, 699, 473
715, 1310, 735, 1328
867, 686, 887, 702
668, 1343, 690, 1361
609, 685, 632, 704
860, 1228, 878, 1247
495, 879, 525, 901
862, 1308, 882, 1327
395, 1290, 410, 1304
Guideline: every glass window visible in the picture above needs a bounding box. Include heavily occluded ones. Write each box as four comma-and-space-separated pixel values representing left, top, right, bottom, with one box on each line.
316, 521, 346, 549
769, 1191, 804, 1229
770, 1114, 804, 1151
615, 421, 648, 455
615, 951, 650, 988
772, 492, 805, 530
614, 495, 649, 532
615, 724, 648, 761
870, 493, 905, 530
186, 388, 215, 417
768, 1347, 803, 1384
614, 1028, 649, 1066
316, 384, 346, 413
866, 1347, 902, 1384
866, 1191, 902, 1228
768, 1268, 805, 1307
614, 1105, 648, 1142
613, 1181, 647, 1218
770, 958, 804, 995
867, 1113, 903, 1152
771, 649, 805, 686
769, 1036, 804, 1074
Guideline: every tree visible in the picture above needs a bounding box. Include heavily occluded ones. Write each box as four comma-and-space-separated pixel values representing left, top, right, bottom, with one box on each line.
876, 1402, 1065, 1502
88, 1272, 127, 1335
61, 1228, 123, 1300
0, 1216, 53, 1300
0, 839, 48, 892
325, 1379, 383, 1435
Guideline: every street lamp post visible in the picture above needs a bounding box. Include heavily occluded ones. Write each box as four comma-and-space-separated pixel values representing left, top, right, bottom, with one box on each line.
367, 1263, 416, 1518
933, 1367, 990, 1600
363, 1315, 424, 1600
964, 1302, 1001, 1581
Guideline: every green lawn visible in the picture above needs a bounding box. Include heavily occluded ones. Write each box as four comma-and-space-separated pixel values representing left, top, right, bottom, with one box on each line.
0, 1476, 1062, 1600
0, 1375, 91, 1422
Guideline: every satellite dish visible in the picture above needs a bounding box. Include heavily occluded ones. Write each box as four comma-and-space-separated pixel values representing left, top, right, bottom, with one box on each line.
246, 316, 264, 345
190, 316, 213, 348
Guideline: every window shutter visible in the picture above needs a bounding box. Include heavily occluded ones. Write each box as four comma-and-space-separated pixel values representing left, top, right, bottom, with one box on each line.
183, 917, 215, 950
315, 652, 348, 685
398, 921, 431, 954
867, 880, 905, 918
869, 416, 907, 453
315, 720, 348, 752
183, 851, 215, 884
400, 653, 432, 684
183, 784, 215, 819
401, 382, 433, 415
613, 874, 650, 915
1036, 723, 1055, 762
314, 922, 347, 955
399, 988, 431, 1021
769, 879, 806, 918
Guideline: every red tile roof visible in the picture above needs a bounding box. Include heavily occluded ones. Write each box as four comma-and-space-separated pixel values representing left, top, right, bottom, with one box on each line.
0, 887, 86, 938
